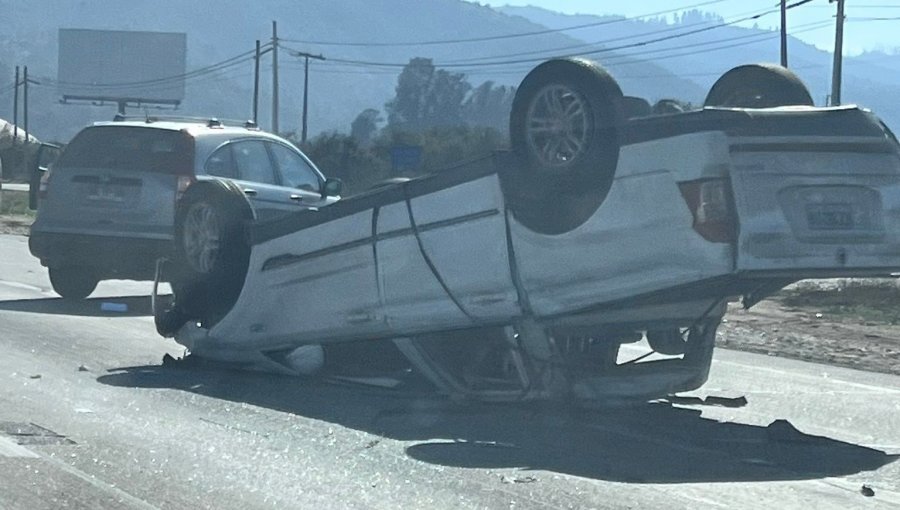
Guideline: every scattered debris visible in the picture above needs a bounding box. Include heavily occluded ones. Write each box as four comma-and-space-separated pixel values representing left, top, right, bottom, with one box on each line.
500, 474, 538, 484
364, 439, 381, 449
667, 395, 748, 408
77, 365, 89, 372
162, 353, 201, 368
329, 375, 404, 389
704, 395, 748, 408
861, 485, 875, 497
0, 422, 75, 446
100, 302, 128, 313
766, 419, 808, 443
28, 374, 41, 379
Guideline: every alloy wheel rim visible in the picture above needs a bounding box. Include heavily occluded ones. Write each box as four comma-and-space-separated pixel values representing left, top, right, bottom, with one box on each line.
182, 202, 221, 274
525, 84, 592, 170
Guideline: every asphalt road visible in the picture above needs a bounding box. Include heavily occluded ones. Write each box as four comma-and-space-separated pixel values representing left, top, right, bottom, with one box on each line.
0, 233, 898, 509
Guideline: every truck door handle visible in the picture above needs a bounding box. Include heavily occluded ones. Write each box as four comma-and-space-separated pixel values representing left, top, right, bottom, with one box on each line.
243, 188, 258, 196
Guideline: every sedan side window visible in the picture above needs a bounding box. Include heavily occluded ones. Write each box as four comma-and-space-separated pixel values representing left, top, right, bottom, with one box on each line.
268, 142, 321, 192
232, 140, 277, 185
205, 145, 236, 178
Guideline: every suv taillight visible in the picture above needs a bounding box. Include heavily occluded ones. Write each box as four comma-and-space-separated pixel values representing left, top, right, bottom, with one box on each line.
175, 175, 195, 205
174, 130, 196, 205
678, 178, 736, 243
38, 171, 51, 200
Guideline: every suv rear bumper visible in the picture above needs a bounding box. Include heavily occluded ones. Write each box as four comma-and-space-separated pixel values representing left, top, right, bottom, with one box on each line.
29, 231, 173, 280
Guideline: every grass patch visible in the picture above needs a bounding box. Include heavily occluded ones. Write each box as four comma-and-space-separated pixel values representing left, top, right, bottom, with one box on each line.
0, 190, 35, 217
777, 279, 900, 325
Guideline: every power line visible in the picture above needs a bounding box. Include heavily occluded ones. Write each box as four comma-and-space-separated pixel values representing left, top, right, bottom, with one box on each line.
40, 45, 268, 91
294, 5, 787, 70
279, 0, 730, 47
438, 5, 792, 66
298, 19, 832, 79
849, 16, 900, 21
34, 62, 259, 95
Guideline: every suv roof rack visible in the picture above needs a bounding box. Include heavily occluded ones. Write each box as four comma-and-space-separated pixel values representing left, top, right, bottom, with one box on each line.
111, 114, 259, 130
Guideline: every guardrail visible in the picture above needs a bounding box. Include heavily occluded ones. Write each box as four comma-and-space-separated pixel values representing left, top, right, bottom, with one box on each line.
0, 183, 29, 193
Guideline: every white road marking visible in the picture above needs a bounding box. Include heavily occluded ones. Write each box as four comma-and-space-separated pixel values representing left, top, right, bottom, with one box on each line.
0, 281, 45, 292
711, 358, 900, 395
0, 436, 38, 458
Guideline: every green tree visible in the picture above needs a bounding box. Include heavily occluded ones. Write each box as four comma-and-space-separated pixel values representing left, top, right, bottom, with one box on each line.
350, 108, 383, 147
462, 81, 516, 133
296, 132, 390, 195
385, 58, 471, 131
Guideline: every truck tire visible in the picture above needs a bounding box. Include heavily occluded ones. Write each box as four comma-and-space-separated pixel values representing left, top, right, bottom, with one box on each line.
49, 266, 99, 300
506, 58, 624, 235
704, 63, 814, 108
172, 189, 250, 325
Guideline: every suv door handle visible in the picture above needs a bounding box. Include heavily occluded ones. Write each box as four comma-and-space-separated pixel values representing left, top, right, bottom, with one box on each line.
242, 188, 258, 196
289, 194, 304, 202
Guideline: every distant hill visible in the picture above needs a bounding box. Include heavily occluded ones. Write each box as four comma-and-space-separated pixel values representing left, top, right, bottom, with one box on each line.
0, 0, 703, 142
3, 1, 896, 144
500, 6, 900, 131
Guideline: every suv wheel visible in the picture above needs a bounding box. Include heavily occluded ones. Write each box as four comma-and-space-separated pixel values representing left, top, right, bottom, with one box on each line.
173, 190, 249, 325
505, 58, 625, 235
49, 266, 99, 300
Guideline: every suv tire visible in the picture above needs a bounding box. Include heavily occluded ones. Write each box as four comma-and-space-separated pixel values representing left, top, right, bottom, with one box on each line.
505, 58, 624, 235
704, 63, 814, 108
172, 190, 250, 325
49, 266, 99, 300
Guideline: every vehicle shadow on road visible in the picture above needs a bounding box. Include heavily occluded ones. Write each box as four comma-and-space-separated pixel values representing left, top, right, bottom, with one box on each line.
0, 295, 154, 317
96, 362, 897, 484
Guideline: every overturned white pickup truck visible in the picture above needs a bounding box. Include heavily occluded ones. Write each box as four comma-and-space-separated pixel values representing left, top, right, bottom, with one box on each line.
157, 58, 900, 403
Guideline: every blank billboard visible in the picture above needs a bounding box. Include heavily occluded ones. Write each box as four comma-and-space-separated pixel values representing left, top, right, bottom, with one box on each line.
58, 29, 187, 103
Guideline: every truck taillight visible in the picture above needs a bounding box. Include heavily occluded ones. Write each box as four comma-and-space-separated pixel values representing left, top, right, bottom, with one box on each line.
678, 178, 736, 243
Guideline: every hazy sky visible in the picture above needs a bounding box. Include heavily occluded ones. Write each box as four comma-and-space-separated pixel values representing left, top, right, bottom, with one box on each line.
475, 0, 900, 55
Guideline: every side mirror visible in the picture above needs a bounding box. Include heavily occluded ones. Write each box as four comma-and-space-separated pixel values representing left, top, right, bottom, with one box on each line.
29, 143, 62, 210
322, 178, 342, 198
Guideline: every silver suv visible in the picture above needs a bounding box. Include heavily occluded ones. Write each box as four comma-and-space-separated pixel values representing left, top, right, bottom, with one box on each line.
29, 117, 340, 299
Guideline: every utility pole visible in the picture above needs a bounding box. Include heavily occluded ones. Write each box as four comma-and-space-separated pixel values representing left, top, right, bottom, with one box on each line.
302, 56, 310, 143
271, 21, 279, 133
830, 0, 845, 106
780, 0, 788, 67
23, 66, 28, 142
253, 40, 261, 124
286, 49, 325, 143
12, 66, 18, 144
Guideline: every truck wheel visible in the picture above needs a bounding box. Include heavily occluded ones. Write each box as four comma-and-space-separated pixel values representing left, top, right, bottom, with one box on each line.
506, 58, 624, 235
704, 63, 814, 108
173, 190, 249, 325
49, 266, 99, 300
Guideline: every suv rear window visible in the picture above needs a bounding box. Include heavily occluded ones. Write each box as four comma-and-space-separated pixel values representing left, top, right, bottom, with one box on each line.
57, 126, 193, 174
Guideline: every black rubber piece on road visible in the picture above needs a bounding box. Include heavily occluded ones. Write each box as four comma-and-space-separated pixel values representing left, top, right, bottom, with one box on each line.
505, 58, 624, 235
48, 266, 99, 300
704, 63, 814, 108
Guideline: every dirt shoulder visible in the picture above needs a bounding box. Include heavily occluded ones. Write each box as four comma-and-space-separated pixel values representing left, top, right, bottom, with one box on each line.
0, 215, 31, 236
0, 208, 896, 376
719, 280, 900, 376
